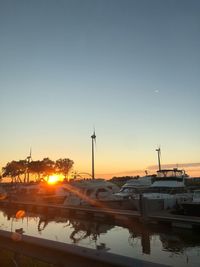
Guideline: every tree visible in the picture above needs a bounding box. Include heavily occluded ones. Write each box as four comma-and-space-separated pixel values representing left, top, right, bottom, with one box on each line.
2, 160, 27, 183
28, 160, 44, 181
1, 156, 75, 183
55, 158, 74, 179
41, 158, 55, 180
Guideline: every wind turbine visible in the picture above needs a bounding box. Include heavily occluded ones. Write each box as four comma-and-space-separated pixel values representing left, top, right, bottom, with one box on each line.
26, 148, 32, 183
91, 130, 96, 179
156, 146, 161, 171
26, 147, 32, 163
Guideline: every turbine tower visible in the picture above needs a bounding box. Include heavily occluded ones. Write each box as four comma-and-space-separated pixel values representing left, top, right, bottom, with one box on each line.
26, 147, 32, 163
91, 131, 96, 179
26, 148, 32, 183
156, 147, 161, 171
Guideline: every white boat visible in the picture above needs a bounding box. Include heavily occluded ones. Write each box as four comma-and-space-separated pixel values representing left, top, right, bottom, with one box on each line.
6, 182, 67, 204
143, 168, 192, 209
37, 183, 70, 204
115, 168, 192, 211
115, 175, 154, 199
44, 178, 137, 209
150, 168, 187, 191
7, 183, 41, 201
62, 178, 121, 207
5, 179, 124, 208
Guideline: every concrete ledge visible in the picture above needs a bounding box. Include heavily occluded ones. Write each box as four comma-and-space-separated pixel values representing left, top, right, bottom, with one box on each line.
0, 229, 170, 267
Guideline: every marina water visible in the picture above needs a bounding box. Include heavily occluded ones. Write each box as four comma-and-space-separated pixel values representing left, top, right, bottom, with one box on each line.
0, 207, 200, 267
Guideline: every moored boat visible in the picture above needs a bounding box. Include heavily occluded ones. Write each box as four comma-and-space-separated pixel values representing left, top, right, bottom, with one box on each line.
62, 178, 134, 209
114, 175, 155, 199
143, 168, 192, 209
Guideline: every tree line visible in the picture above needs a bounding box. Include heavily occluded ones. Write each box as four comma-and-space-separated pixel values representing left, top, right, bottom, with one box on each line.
1, 157, 74, 183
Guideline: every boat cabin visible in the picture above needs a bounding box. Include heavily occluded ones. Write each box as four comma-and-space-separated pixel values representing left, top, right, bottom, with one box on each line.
150, 168, 188, 194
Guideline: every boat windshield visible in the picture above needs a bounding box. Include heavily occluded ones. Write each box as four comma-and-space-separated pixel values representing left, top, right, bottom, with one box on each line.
120, 187, 136, 193
119, 187, 146, 194
157, 169, 184, 178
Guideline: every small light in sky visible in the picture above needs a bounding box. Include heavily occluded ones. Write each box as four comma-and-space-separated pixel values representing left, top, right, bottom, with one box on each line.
154, 89, 159, 93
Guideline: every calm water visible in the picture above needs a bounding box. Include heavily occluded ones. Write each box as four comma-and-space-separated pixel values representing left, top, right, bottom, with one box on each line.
0, 207, 200, 267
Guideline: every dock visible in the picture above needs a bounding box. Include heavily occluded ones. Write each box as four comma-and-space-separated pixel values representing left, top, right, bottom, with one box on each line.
0, 199, 140, 224
149, 211, 200, 229
1, 199, 200, 229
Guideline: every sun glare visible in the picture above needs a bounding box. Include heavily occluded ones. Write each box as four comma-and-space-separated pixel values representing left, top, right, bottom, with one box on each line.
48, 175, 62, 184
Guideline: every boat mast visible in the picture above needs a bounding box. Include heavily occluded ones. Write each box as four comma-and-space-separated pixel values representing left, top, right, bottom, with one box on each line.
91, 131, 96, 179
156, 147, 161, 171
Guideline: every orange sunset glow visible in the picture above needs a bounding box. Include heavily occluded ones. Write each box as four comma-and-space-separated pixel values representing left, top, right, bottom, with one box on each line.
48, 175, 63, 184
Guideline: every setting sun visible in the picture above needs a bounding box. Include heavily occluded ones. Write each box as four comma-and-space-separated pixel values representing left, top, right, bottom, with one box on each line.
48, 175, 62, 184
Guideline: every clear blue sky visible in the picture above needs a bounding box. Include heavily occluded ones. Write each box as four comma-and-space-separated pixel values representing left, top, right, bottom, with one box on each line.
0, 0, 200, 177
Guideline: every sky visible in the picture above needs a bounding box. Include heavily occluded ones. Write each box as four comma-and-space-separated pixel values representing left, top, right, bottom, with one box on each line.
0, 0, 200, 178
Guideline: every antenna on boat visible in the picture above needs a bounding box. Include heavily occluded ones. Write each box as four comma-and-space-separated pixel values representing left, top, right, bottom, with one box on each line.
156, 147, 161, 171
91, 130, 96, 179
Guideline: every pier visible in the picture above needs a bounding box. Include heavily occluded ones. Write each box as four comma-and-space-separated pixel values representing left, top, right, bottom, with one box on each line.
1, 198, 200, 229
148, 211, 200, 229
0, 199, 140, 223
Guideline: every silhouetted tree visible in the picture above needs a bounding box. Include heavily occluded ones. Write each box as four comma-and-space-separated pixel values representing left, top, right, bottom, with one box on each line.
2, 156, 75, 183
55, 158, 74, 179
41, 158, 55, 180
2, 160, 27, 183
28, 160, 44, 181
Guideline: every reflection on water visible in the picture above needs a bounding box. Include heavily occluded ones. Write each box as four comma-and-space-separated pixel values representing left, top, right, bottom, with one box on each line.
0, 207, 200, 267
38, 214, 112, 252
